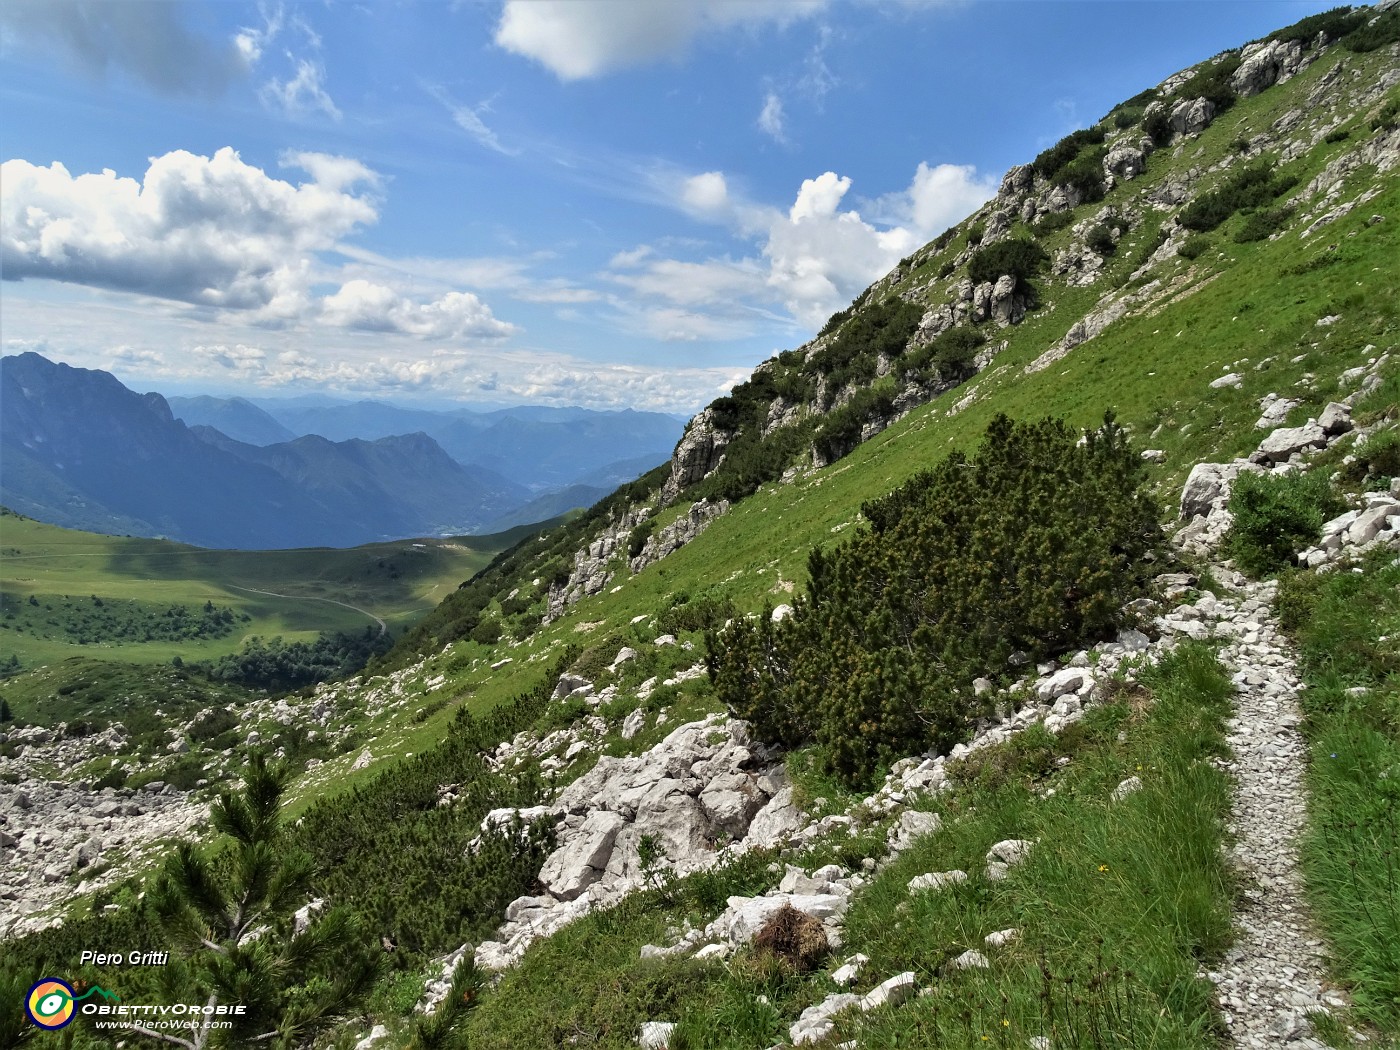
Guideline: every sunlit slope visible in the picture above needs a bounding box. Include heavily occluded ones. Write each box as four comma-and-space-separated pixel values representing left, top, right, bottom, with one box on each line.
0, 509, 543, 668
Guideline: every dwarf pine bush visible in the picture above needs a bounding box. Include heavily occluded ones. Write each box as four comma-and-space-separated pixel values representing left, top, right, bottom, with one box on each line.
708, 413, 1163, 785
1225, 469, 1345, 576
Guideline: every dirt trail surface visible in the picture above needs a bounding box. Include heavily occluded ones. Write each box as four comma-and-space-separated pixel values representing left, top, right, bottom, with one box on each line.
1208, 571, 1344, 1050
226, 584, 387, 635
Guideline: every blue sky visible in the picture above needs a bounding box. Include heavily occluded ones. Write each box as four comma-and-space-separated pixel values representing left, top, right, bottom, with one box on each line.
0, 0, 1341, 411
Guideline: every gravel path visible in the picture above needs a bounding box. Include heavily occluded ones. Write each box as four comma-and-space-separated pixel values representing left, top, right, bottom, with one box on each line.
1207, 572, 1346, 1049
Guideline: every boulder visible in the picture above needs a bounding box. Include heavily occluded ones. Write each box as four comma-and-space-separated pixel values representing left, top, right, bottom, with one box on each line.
1170, 97, 1216, 137
985, 928, 1020, 948
1111, 776, 1144, 801
860, 971, 917, 1011
745, 784, 803, 847
999, 164, 1034, 196
990, 274, 1026, 325
621, 708, 646, 740
661, 408, 731, 502
1318, 402, 1353, 435
1347, 502, 1400, 547
1254, 421, 1326, 463
831, 953, 869, 985
698, 772, 765, 837
987, 839, 1034, 867
890, 809, 942, 853
1037, 667, 1089, 702
1179, 462, 1238, 519
538, 811, 627, 900
637, 1021, 675, 1049
790, 993, 860, 1046
1231, 38, 1304, 98
949, 949, 991, 971
908, 870, 968, 892
1104, 145, 1146, 180
1255, 394, 1299, 429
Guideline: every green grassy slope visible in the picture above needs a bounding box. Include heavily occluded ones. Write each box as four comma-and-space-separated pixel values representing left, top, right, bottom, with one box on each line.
0, 508, 542, 669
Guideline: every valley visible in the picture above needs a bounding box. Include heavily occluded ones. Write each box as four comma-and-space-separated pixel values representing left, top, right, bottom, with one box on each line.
0, 508, 541, 674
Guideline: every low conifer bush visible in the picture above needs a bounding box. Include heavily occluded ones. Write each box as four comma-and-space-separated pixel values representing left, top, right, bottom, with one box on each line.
709, 413, 1163, 785
1225, 469, 1346, 576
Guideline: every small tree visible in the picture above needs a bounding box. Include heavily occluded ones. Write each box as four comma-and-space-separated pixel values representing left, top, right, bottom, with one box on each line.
125, 755, 379, 1049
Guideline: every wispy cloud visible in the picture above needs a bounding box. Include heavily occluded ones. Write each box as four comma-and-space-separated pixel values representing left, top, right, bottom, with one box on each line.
758, 91, 787, 143
425, 84, 517, 155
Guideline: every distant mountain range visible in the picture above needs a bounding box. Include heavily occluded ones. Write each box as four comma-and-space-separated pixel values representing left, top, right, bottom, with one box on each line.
168, 394, 684, 493
0, 353, 681, 548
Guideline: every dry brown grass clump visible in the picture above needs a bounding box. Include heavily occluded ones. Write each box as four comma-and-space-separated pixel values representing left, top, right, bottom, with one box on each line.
752, 904, 829, 973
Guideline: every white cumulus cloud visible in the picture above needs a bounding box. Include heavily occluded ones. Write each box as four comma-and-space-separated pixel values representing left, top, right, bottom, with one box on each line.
320, 280, 517, 340
494, 0, 826, 80
1, 148, 376, 319
631, 159, 996, 332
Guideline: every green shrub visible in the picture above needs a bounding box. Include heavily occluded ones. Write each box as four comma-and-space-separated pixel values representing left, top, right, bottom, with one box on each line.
1340, 428, 1400, 488
1268, 7, 1366, 46
709, 413, 1163, 785
470, 618, 503, 645
904, 326, 986, 382
1179, 159, 1298, 232
1032, 210, 1077, 236
189, 706, 238, 742
1372, 97, 1400, 133
813, 386, 896, 464
1343, 8, 1400, 52
627, 517, 657, 559
1225, 469, 1346, 576
965, 222, 986, 246
1178, 234, 1213, 259
1234, 205, 1295, 243
1085, 223, 1117, 255
657, 595, 738, 636
1145, 108, 1172, 147
967, 237, 1049, 301
1172, 53, 1242, 114
1057, 144, 1108, 203
1032, 127, 1107, 182
1113, 105, 1145, 129
1323, 127, 1351, 144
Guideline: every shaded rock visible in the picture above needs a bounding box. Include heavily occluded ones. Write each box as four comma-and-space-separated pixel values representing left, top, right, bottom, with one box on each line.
1318, 402, 1352, 435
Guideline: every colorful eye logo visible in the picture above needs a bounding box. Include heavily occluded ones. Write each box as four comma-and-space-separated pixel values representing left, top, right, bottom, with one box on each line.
26, 978, 76, 1030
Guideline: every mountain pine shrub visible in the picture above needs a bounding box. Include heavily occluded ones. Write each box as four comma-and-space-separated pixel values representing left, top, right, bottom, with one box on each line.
1225, 469, 1346, 576
1179, 159, 1299, 231
709, 413, 1163, 785
1032, 127, 1107, 182
966, 238, 1049, 300
1268, 6, 1367, 46
1342, 7, 1400, 52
